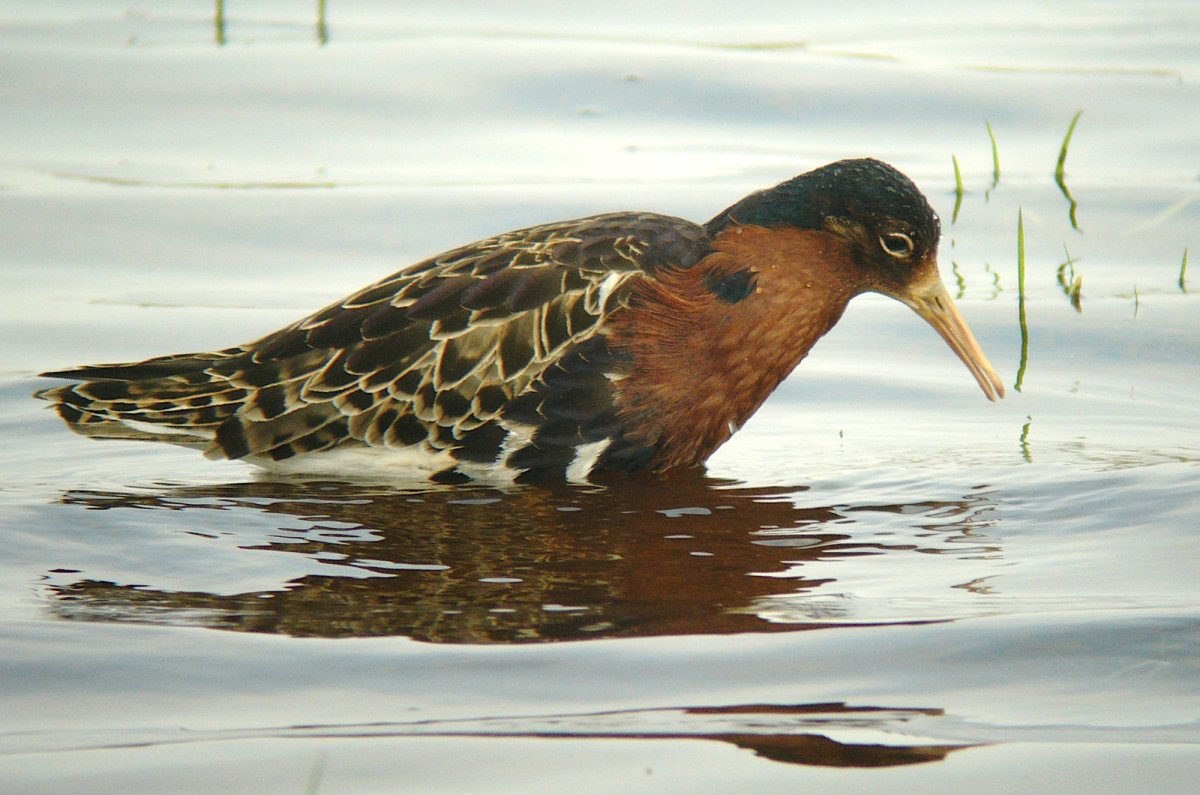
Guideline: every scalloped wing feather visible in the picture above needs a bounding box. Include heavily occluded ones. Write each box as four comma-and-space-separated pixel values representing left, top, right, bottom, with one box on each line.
35, 212, 710, 479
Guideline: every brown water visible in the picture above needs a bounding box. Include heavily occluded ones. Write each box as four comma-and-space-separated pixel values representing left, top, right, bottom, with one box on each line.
1, 2, 1198, 792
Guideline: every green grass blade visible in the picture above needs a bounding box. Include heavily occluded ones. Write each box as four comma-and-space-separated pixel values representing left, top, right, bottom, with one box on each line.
317, 0, 329, 45
1015, 210, 1029, 392
1180, 248, 1189, 292
215, 0, 226, 46
986, 121, 1001, 188
1054, 111, 1083, 230
951, 155, 964, 223
1055, 110, 1082, 178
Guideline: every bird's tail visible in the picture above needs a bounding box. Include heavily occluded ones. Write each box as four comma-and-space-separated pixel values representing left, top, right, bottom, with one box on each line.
35, 344, 362, 463
35, 348, 249, 449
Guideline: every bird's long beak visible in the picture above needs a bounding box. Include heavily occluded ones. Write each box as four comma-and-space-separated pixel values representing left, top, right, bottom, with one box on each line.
891, 263, 1005, 401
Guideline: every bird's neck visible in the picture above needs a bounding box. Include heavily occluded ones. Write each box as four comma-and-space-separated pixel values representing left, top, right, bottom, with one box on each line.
608, 225, 865, 469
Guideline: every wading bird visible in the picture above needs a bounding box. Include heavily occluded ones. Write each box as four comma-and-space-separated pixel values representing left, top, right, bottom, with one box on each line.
37, 158, 1004, 482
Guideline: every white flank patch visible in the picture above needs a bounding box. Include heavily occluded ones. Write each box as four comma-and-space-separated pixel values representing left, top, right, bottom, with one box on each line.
250, 444, 457, 478
122, 419, 209, 438
496, 422, 535, 464
237, 423, 598, 484
453, 459, 520, 484
566, 438, 611, 482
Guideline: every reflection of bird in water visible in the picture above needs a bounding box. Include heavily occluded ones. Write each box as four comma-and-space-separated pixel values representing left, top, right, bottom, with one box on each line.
47, 475, 1000, 643
36, 159, 1003, 482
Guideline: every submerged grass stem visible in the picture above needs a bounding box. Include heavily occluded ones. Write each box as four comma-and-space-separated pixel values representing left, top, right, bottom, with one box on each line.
1056, 244, 1083, 312
1180, 248, 1189, 292
951, 260, 966, 299
1019, 415, 1032, 463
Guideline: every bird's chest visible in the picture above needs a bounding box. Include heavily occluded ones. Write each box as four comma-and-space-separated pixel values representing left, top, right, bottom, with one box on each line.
609, 275, 853, 469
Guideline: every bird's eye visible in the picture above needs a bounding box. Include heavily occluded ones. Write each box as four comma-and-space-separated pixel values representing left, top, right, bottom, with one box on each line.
879, 232, 914, 258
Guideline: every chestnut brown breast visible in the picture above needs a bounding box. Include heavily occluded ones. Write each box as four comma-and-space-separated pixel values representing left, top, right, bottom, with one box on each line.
607, 224, 867, 470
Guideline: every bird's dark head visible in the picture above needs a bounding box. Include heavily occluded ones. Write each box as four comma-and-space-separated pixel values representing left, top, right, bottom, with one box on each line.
705, 158, 1003, 401
706, 158, 940, 284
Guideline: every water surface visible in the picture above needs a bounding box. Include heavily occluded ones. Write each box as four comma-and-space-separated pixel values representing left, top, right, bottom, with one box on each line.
1, 2, 1198, 792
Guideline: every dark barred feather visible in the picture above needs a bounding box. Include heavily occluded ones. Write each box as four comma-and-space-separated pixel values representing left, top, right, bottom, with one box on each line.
36, 212, 709, 479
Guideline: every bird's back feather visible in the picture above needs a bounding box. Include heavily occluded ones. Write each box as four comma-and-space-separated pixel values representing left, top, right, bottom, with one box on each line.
36, 212, 711, 481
